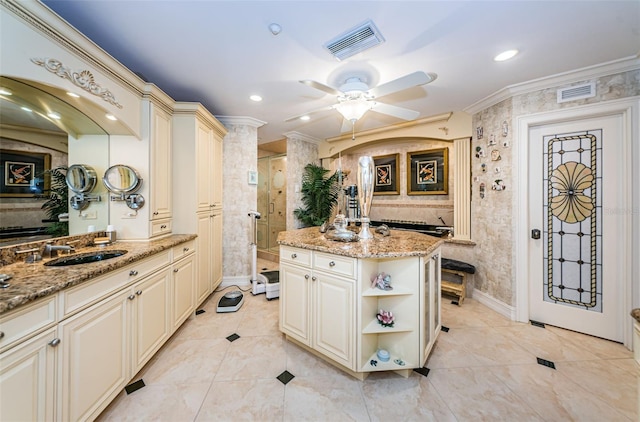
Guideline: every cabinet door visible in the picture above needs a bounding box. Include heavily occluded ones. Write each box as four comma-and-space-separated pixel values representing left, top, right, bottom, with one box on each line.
58, 290, 130, 422
279, 263, 311, 346
195, 212, 212, 305
131, 268, 171, 374
0, 327, 57, 422
196, 122, 213, 213
150, 104, 172, 220
211, 135, 223, 207
211, 210, 223, 291
172, 254, 195, 330
313, 271, 355, 369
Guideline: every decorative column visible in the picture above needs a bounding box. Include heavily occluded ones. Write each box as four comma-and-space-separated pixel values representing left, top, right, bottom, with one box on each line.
453, 137, 471, 240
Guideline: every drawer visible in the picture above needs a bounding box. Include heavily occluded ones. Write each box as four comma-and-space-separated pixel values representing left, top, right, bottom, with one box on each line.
280, 246, 311, 267
313, 252, 356, 278
150, 218, 172, 237
59, 250, 171, 318
0, 296, 57, 353
172, 239, 196, 261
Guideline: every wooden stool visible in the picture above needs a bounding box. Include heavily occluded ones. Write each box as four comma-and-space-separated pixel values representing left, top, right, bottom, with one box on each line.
441, 258, 476, 305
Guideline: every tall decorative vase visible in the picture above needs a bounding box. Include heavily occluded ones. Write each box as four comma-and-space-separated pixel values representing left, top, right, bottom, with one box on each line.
357, 156, 375, 240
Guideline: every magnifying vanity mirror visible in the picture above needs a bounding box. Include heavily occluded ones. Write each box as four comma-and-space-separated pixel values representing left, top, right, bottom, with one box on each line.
66, 164, 101, 211
103, 164, 145, 210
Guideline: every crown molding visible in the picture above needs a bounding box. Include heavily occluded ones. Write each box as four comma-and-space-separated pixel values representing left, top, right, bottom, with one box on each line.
283, 131, 322, 145
216, 116, 266, 129
464, 55, 640, 115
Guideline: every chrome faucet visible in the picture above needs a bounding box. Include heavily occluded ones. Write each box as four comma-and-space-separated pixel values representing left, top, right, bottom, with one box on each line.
43, 244, 75, 259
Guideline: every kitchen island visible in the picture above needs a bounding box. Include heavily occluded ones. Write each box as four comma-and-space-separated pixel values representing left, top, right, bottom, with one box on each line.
277, 227, 443, 379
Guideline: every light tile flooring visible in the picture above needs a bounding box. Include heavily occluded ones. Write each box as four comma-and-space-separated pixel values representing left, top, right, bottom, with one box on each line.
98, 259, 638, 421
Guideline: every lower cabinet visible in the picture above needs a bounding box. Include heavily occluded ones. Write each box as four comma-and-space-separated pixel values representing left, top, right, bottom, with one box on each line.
0, 241, 197, 421
0, 327, 57, 422
280, 248, 356, 371
280, 245, 441, 378
58, 289, 130, 421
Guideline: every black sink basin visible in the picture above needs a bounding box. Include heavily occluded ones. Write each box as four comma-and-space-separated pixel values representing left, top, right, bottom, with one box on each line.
44, 250, 127, 267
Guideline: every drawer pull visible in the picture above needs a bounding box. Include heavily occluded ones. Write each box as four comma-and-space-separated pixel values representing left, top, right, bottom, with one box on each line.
183, 247, 189, 252
129, 270, 139, 276
0, 331, 4, 339
153, 211, 159, 215
291, 253, 297, 259
128, 294, 136, 300
48, 338, 61, 347
136, 290, 143, 295
161, 225, 167, 229
329, 261, 336, 267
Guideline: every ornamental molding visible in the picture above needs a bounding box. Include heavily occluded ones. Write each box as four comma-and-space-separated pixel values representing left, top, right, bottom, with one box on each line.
31, 57, 123, 109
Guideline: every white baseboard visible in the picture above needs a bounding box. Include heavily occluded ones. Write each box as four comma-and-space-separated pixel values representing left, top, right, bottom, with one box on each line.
220, 276, 251, 289
472, 289, 517, 321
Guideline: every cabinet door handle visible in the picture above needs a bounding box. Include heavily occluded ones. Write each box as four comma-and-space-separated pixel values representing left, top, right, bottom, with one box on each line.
128, 294, 136, 300
129, 270, 138, 276
304, 274, 309, 279
291, 253, 297, 259
0, 331, 4, 339
329, 261, 336, 267
136, 290, 143, 295
174, 268, 179, 273
311, 276, 317, 282
48, 338, 61, 347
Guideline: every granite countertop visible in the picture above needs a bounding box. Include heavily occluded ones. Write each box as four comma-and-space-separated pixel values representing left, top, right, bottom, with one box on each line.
277, 227, 444, 259
0, 234, 196, 315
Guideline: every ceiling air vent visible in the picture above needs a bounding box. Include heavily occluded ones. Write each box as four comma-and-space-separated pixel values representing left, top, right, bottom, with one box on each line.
324, 20, 385, 61
557, 82, 596, 103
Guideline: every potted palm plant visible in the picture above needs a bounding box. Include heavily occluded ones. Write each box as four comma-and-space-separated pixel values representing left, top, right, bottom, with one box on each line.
293, 163, 341, 227
40, 166, 69, 237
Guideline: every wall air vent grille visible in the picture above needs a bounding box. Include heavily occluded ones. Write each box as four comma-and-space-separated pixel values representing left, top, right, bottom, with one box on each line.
557, 82, 596, 103
324, 20, 385, 61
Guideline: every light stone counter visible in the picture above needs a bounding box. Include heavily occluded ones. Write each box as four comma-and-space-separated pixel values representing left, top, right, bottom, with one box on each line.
0, 234, 196, 314
277, 226, 444, 258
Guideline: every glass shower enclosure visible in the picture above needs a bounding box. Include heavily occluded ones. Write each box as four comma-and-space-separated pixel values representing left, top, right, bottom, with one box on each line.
257, 154, 287, 256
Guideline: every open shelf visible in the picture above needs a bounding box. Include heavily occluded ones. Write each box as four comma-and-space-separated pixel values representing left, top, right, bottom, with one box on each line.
360, 351, 415, 372
362, 319, 413, 334
361, 285, 413, 297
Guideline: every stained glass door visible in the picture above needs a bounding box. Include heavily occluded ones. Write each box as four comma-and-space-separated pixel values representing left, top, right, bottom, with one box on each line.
528, 114, 625, 342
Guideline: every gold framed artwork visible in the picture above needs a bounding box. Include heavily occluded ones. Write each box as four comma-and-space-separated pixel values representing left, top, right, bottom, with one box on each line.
373, 153, 399, 195
0, 149, 51, 197
406, 148, 448, 195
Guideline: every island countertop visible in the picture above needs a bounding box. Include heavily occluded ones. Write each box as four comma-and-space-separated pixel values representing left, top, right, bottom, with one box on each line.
277, 226, 444, 259
0, 234, 196, 314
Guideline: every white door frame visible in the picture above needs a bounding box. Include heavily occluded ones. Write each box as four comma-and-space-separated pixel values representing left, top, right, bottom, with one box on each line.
515, 97, 640, 349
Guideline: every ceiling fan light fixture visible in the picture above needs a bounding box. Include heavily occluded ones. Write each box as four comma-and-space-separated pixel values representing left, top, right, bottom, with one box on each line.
335, 99, 373, 122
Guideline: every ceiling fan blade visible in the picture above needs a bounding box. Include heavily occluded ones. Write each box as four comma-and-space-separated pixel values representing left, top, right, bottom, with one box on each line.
299, 80, 342, 96
371, 102, 420, 121
284, 104, 335, 122
367, 71, 437, 99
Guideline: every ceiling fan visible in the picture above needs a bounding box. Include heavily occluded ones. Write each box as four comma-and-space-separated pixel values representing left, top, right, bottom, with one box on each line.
286, 71, 437, 133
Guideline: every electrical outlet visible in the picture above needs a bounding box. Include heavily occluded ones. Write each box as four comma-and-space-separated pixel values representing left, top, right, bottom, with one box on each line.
122, 212, 137, 219
81, 211, 97, 220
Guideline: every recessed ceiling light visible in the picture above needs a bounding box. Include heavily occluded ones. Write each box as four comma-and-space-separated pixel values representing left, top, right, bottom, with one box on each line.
494, 49, 519, 62
67, 92, 80, 98
249, 95, 263, 102
48, 112, 61, 120
21, 106, 32, 112
300, 115, 310, 121
0, 87, 12, 95
106, 113, 117, 121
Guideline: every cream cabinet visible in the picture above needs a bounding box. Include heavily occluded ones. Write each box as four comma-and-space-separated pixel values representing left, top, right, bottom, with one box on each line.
146, 99, 173, 237
280, 247, 356, 370
58, 289, 130, 422
280, 244, 441, 379
172, 103, 227, 305
171, 251, 196, 330
0, 327, 57, 422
